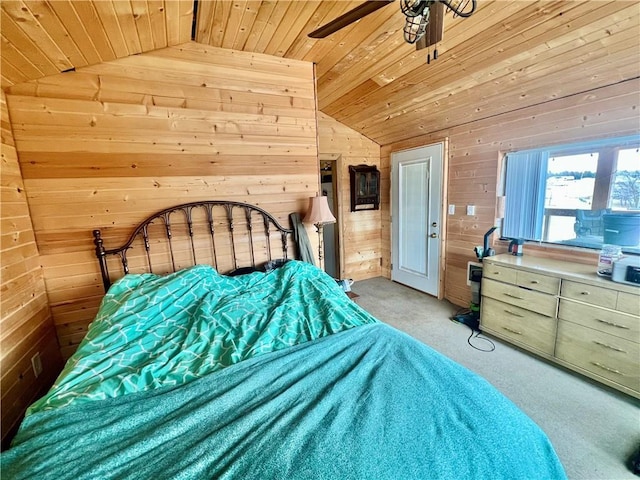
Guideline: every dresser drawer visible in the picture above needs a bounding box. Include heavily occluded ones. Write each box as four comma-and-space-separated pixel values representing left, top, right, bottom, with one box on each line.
558, 299, 640, 342
516, 270, 560, 295
482, 264, 517, 285
561, 280, 618, 310
482, 278, 558, 317
556, 321, 640, 392
481, 297, 556, 355
617, 291, 640, 316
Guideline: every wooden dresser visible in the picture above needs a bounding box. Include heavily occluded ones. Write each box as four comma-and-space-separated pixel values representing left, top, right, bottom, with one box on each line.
480, 254, 640, 398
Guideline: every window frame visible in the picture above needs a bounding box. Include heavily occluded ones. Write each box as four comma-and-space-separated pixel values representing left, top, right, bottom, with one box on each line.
500, 135, 640, 253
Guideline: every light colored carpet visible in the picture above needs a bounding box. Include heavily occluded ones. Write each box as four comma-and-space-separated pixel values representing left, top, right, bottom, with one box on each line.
353, 277, 640, 480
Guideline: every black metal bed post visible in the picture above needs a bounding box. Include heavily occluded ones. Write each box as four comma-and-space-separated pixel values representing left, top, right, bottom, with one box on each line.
93, 230, 111, 292
245, 207, 255, 267
281, 231, 289, 260
162, 213, 177, 272
225, 204, 238, 270
184, 206, 197, 266
206, 204, 218, 270
263, 216, 273, 262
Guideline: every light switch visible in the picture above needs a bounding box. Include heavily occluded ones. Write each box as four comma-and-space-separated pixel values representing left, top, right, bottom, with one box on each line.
467, 205, 475, 216
448, 204, 455, 215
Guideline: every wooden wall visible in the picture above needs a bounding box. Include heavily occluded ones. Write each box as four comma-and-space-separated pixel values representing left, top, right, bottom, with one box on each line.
1, 90, 62, 447
318, 112, 382, 280
381, 78, 640, 308
5, 42, 319, 357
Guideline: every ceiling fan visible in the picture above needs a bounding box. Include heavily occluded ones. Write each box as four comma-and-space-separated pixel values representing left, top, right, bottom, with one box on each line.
309, 0, 477, 58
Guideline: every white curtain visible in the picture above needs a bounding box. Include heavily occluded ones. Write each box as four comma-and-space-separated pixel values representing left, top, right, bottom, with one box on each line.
503, 151, 548, 240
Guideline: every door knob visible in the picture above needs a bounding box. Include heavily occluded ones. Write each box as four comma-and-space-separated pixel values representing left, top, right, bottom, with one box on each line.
430, 233, 437, 238
432, 222, 437, 227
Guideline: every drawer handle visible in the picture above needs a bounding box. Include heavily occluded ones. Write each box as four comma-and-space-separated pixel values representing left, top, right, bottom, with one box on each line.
504, 309, 524, 318
492, 271, 500, 275
580, 291, 590, 296
596, 318, 630, 330
530, 280, 539, 284
504, 293, 524, 300
591, 362, 624, 375
593, 340, 627, 353
502, 326, 523, 335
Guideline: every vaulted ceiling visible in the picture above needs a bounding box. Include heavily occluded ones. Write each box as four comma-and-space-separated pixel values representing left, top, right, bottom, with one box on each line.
2, 1, 639, 145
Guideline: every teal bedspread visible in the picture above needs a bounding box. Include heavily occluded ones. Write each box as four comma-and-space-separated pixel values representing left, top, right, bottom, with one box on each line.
2, 261, 566, 479
2, 324, 565, 479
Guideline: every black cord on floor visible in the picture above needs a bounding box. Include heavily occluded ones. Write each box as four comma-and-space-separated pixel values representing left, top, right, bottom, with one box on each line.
451, 307, 495, 352
467, 328, 495, 352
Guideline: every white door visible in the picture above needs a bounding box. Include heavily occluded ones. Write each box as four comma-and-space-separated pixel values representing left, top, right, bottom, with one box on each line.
391, 143, 443, 296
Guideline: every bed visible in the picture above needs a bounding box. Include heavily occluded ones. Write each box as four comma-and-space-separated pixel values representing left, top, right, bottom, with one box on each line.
1, 200, 567, 480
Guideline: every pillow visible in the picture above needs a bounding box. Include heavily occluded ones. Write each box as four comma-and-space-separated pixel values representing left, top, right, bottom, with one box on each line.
226, 266, 261, 277
264, 258, 289, 273
226, 259, 290, 277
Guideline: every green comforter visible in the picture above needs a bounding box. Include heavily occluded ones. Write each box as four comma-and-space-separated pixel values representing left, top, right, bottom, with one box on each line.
30, 261, 376, 413
2, 261, 567, 479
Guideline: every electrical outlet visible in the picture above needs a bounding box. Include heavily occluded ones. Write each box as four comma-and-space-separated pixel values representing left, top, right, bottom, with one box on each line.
448, 204, 455, 215
466, 205, 476, 216
31, 352, 43, 378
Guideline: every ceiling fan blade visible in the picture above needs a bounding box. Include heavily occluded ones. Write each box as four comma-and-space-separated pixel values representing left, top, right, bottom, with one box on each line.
308, 0, 395, 39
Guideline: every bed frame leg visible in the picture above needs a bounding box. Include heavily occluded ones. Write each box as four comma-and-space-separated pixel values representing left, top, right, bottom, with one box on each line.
93, 229, 111, 292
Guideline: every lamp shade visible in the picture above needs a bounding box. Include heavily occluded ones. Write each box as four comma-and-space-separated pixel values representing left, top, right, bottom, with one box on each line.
304, 195, 336, 225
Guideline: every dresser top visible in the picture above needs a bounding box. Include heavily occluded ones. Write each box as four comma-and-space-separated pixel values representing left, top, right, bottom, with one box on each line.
484, 254, 640, 295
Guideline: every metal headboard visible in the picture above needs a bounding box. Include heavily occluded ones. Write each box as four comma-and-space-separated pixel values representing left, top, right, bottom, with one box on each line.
93, 200, 295, 292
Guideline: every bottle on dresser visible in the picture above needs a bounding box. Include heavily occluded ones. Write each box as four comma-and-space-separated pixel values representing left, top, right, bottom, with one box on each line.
597, 244, 622, 277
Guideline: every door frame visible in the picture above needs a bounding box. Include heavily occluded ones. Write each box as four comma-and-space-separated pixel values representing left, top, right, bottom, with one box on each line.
389, 139, 448, 300
319, 153, 344, 278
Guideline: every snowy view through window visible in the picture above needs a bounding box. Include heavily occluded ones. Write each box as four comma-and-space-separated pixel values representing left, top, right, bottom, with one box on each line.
545, 148, 640, 242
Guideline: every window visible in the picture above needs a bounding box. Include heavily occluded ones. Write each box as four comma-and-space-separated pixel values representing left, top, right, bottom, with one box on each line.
502, 136, 640, 253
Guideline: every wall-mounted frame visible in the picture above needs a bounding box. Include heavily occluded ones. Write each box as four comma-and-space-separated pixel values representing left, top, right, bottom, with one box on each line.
349, 164, 380, 212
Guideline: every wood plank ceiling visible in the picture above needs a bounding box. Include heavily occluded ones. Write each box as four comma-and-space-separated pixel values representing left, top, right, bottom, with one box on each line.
2, 1, 639, 146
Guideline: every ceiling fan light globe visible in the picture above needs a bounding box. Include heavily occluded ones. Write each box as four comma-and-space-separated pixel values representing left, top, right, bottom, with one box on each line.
403, 14, 428, 44
441, 0, 477, 17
